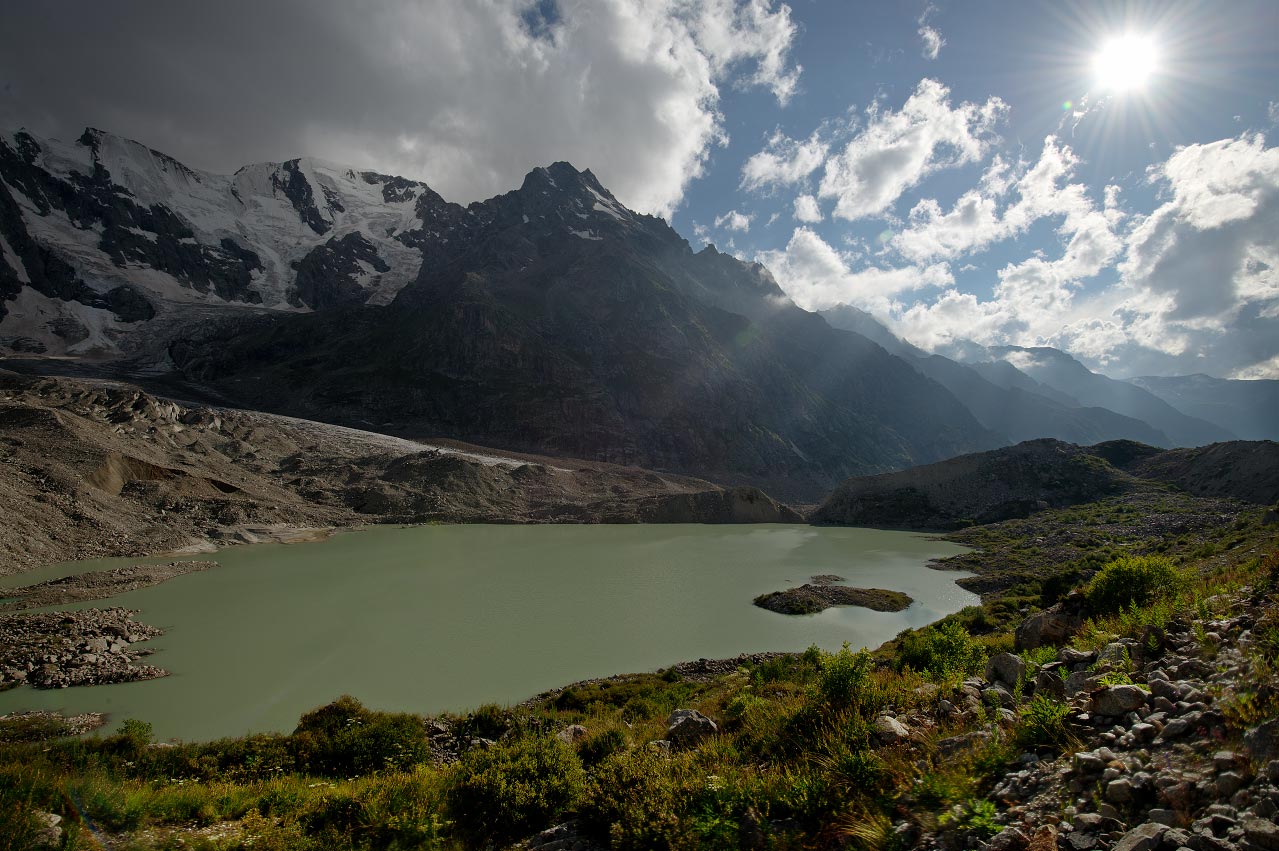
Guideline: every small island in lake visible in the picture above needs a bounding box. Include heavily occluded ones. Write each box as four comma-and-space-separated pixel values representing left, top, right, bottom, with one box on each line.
753, 582, 913, 615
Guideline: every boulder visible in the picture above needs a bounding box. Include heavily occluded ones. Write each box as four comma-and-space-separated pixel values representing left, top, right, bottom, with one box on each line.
873, 715, 910, 743
1242, 816, 1279, 851
1015, 594, 1087, 650
1035, 668, 1066, 699
1245, 719, 1279, 764
1110, 823, 1165, 851
985, 652, 1029, 688
555, 724, 588, 745
665, 709, 717, 750
1091, 685, 1148, 716
32, 812, 61, 850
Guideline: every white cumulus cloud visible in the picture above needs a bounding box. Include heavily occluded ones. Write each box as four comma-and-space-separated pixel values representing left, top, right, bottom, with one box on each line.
792, 194, 822, 222
818, 79, 1008, 221
714, 209, 754, 231
756, 228, 951, 312
740, 129, 829, 191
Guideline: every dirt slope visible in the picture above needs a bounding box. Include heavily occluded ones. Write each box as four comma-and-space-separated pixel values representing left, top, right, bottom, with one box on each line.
0, 370, 797, 574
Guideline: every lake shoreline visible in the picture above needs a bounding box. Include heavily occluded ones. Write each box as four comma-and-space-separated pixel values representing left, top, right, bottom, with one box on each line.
0, 524, 975, 741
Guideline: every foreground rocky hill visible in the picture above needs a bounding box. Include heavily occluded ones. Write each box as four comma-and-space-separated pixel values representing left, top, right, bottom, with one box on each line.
812, 437, 1279, 530
0, 370, 797, 573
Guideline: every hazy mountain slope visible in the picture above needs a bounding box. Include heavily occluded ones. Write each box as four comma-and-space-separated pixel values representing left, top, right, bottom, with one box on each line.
810, 438, 1135, 529
1129, 374, 1279, 441
819, 305, 1169, 447
1120, 440, 1279, 504
987, 346, 1234, 446
166, 163, 1000, 501
811, 437, 1278, 530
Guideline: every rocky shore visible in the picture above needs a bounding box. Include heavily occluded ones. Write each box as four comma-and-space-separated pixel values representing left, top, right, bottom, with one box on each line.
0, 560, 217, 612
0, 607, 166, 689
753, 583, 913, 614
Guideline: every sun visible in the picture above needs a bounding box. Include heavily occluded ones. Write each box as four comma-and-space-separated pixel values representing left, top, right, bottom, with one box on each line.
1093, 34, 1159, 92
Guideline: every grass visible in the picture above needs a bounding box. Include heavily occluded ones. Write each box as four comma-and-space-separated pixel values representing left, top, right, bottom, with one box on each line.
0, 496, 1274, 850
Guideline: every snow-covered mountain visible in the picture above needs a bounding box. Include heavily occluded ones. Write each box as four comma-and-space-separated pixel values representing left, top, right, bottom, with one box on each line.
0, 127, 472, 356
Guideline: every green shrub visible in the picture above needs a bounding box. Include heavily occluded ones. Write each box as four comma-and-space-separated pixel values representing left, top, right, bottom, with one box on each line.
446, 735, 585, 846
303, 771, 447, 849
896, 620, 985, 679
815, 644, 874, 710
578, 727, 627, 767
942, 798, 999, 837
580, 748, 689, 851
462, 703, 508, 740
1015, 694, 1074, 752
1085, 555, 1182, 615
293, 696, 428, 777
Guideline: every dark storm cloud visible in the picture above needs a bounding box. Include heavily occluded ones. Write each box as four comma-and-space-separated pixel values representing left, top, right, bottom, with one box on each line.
0, 0, 801, 215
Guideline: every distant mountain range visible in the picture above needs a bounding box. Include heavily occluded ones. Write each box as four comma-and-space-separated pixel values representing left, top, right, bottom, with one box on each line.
2, 127, 1275, 501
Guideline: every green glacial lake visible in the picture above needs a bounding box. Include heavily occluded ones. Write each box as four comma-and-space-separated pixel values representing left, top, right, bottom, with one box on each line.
0, 524, 973, 741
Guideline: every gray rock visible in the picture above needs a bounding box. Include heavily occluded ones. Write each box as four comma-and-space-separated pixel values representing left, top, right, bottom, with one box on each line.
1131, 723, 1157, 743
1216, 771, 1246, 797
1066, 670, 1097, 695
1159, 714, 1199, 740
1074, 750, 1105, 773
1035, 668, 1066, 699
985, 652, 1029, 688
1147, 809, 1180, 826
983, 685, 1016, 708
1111, 823, 1166, 851
1106, 777, 1134, 802
555, 724, 588, 745
1245, 720, 1279, 764
1213, 750, 1239, 771
1092, 685, 1149, 716
1242, 816, 1279, 851
873, 714, 910, 743
31, 811, 61, 850
665, 709, 717, 749
937, 730, 992, 755
1059, 646, 1095, 666
1067, 833, 1098, 851
988, 826, 1027, 851
1015, 598, 1086, 650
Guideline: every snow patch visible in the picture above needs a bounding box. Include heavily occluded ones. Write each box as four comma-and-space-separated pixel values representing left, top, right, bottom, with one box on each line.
569, 229, 603, 241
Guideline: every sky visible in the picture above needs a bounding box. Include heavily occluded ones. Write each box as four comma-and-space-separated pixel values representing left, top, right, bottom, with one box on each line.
2, 0, 1277, 379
